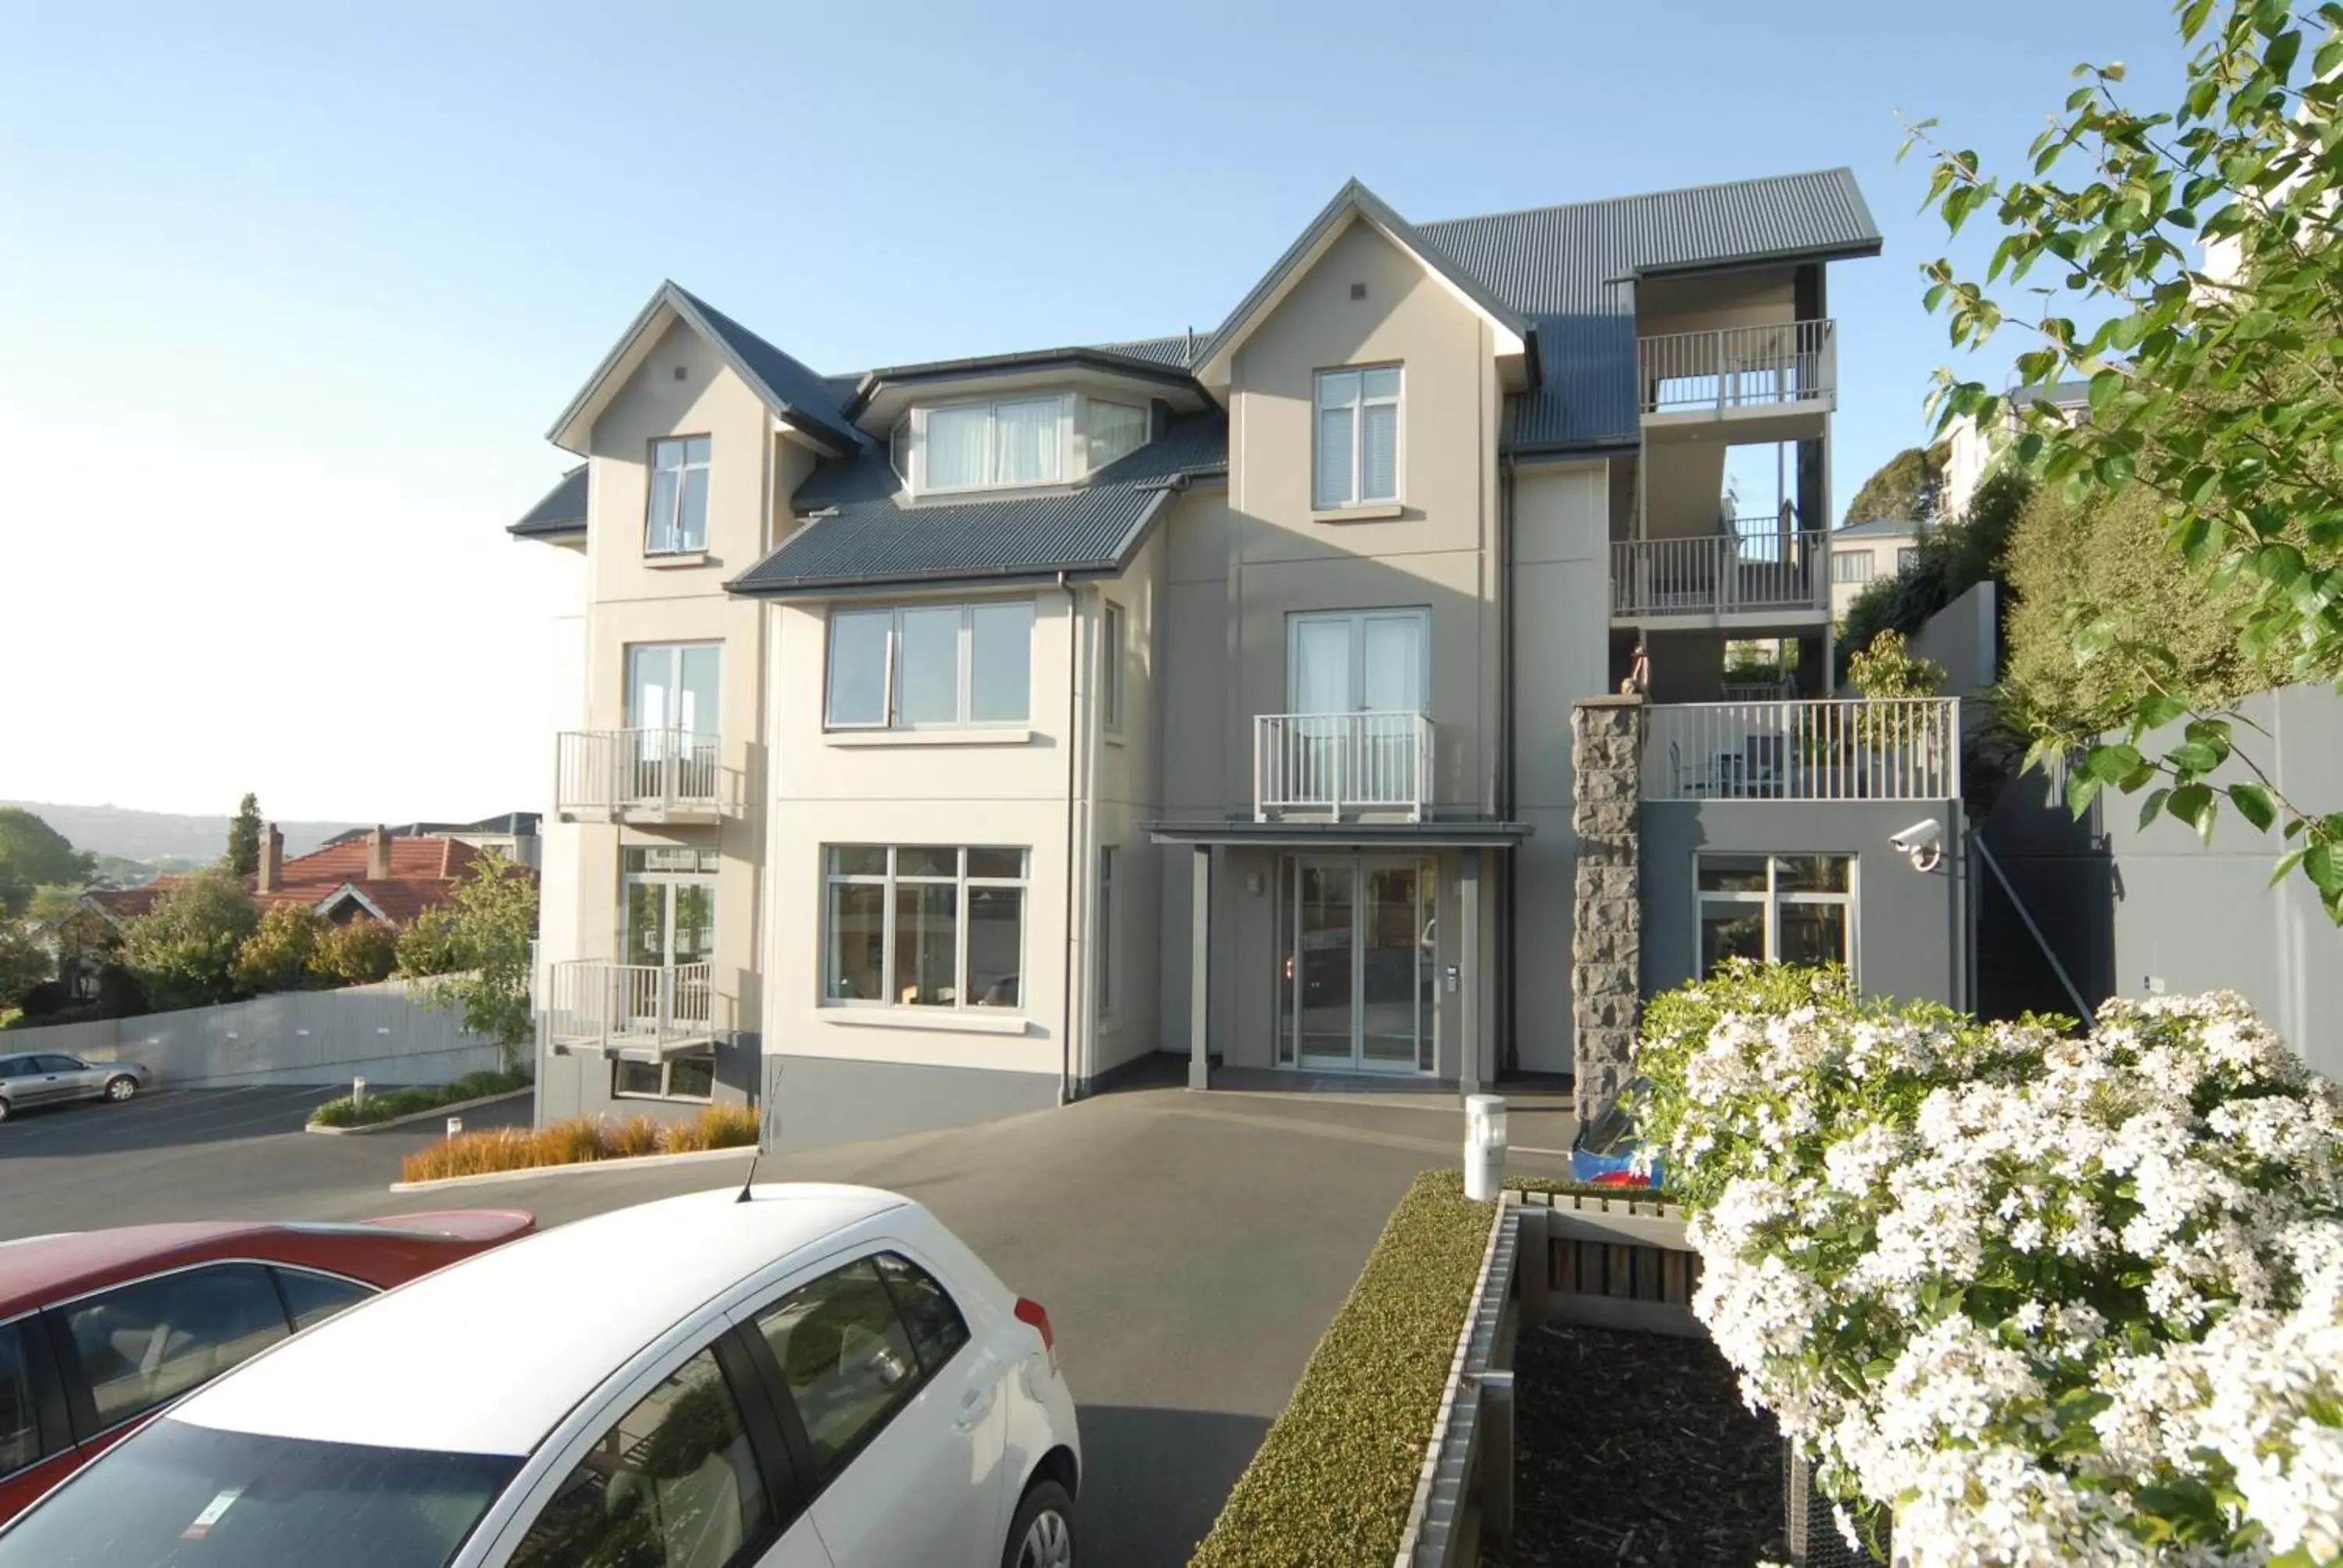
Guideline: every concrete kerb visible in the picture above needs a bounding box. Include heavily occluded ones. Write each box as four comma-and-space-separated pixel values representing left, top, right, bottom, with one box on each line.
305, 1089, 533, 1136
387, 1142, 755, 1194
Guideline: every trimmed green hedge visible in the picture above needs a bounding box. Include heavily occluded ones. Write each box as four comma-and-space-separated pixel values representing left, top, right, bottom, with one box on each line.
1503, 1174, 1675, 1204
1189, 1171, 1496, 1567
309, 1068, 530, 1128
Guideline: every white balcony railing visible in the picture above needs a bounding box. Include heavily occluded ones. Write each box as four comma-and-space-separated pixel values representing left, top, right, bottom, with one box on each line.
1637, 319, 1836, 416
544, 960, 716, 1054
555, 728, 719, 820
1644, 699, 1962, 802
1256, 711, 1433, 821
1612, 531, 1828, 617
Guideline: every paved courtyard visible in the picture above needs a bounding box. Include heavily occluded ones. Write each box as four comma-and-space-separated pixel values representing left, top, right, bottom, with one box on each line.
0, 1078, 1571, 1565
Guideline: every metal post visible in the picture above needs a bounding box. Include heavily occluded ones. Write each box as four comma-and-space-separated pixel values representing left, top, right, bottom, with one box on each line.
1480, 1370, 1516, 1545
1517, 1206, 1552, 1328
1189, 845, 1211, 1090
1714, 328, 1727, 412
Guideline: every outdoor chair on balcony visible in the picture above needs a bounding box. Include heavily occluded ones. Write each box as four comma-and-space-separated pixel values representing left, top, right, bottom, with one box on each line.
1667, 741, 1716, 796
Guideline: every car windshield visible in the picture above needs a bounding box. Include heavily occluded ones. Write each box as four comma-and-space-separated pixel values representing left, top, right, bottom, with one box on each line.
0, 1417, 522, 1568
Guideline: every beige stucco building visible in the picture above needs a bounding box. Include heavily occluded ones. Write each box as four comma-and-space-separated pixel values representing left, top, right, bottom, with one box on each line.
510, 168, 1970, 1148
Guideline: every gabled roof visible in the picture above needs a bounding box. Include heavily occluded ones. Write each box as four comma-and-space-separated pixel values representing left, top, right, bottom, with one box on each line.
1834, 517, 1925, 540
1192, 179, 1537, 390
730, 412, 1226, 599
546, 281, 861, 457
508, 465, 587, 539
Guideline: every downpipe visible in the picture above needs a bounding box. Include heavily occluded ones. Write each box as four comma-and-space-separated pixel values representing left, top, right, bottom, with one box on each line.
1059, 571, 1079, 1107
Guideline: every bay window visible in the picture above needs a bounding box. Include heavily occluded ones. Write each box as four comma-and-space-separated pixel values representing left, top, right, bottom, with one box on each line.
1314, 367, 1401, 509
646, 437, 711, 554
824, 846, 1029, 1010
1696, 853, 1854, 978
825, 600, 1034, 729
1086, 400, 1148, 471
925, 397, 1064, 490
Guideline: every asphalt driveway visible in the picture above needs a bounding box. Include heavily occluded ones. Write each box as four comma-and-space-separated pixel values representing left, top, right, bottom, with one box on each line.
0, 1075, 1569, 1566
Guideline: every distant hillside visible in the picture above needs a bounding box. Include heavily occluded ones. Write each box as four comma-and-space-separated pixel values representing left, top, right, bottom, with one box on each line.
1, 802, 359, 867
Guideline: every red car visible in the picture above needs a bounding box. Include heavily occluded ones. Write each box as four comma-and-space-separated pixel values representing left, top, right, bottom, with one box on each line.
0, 1210, 533, 1524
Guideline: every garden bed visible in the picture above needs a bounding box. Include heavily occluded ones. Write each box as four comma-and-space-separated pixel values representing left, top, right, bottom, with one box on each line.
308, 1068, 532, 1130
1484, 1321, 1784, 1567
398, 1106, 759, 1184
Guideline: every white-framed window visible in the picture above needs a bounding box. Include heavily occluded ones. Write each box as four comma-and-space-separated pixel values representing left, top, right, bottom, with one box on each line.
1314, 366, 1401, 509
824, 600, 1035, 729
1086, 400, 1148, 472
1696, 853, 1855, 979
888, 417, 911, 485
1831, 549, 1875, 584
646, 436, 711, 554
823, 846, 1029, 1010
612, 1053, 715, 1103
1100, 600, 1125, 735
925, 396, 1065, 491
1896, 545, 1922, 573
1095, 844, 1118, 1020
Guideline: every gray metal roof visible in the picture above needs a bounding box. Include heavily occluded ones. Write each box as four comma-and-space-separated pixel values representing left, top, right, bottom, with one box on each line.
730, 414, 1227, 598
1418, 167, 1881, 451
672, 286, 865, 453
508, 465, 587, 538
1833, 517, 1924, 540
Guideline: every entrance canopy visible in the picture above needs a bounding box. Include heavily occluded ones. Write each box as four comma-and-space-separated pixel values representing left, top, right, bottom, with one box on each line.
1146, 819, 1534, 849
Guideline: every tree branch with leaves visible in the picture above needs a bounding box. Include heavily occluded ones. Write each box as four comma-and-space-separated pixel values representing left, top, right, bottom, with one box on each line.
1904, 0, 2343, 916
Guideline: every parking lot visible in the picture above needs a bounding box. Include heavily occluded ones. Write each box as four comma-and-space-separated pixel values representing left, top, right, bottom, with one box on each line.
0, 1075, 1570, 1565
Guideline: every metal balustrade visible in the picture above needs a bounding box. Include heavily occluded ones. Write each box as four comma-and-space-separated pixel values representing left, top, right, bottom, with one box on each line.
1610, 531, 1828, 617
1643, 699, 1962, 802
1637, 319, 1836, 415
1254, 711, 1433, 821
555, 728, 720, 821
544, 960, 716, 1053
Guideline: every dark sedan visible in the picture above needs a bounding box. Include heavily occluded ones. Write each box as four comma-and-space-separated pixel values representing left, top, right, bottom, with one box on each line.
0, 1210, 534, 1524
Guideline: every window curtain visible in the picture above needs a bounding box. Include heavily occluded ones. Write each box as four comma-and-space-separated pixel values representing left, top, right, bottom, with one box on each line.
925, 405, 990, 488
993, 398, 1062, 486
1086, 401, 1147, 472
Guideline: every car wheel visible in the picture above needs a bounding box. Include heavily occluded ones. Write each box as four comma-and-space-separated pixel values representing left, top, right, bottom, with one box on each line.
0, 1096, 10, 1124
1002, 1479, 1075, 1568
104, 1075, 139, 1103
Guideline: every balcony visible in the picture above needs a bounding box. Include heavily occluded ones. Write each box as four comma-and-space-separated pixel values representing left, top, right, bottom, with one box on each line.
1612, 529, 1828, 622
1637, 319, 1835, 437
544, 960, 719, 1056
555, 728, 720, 824
1255, 711, 1433, 821
1643, 699, 1962, 803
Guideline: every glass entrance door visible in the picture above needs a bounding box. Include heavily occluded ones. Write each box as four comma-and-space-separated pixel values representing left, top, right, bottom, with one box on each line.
1279, 854, 1435, 1074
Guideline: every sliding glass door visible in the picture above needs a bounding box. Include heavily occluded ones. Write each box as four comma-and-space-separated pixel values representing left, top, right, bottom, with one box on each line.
1278, 854, 1435, 1074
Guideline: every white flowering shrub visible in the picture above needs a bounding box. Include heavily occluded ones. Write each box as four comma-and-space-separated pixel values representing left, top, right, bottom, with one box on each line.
1633, 960, 2343, 1566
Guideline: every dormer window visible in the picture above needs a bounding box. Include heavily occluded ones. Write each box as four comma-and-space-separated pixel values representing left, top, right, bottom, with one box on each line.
889, 394, 1154, 498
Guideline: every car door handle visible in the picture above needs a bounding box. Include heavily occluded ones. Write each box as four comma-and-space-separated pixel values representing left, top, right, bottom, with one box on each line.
951, 1384, 996, 1432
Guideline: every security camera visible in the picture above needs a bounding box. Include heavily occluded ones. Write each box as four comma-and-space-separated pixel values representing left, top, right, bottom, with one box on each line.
1890, 818, 1945, 871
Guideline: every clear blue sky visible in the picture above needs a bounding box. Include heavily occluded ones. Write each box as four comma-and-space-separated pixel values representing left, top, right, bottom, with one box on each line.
0, 1, 2186, 821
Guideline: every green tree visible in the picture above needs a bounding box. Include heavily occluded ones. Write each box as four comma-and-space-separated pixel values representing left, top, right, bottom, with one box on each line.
224, 793, 263, 878
0, 808, 95, 917
312, 919, 398, 985
419, 852, 539, 1069
394, 905, 470, 978
119, 867, 259, 1010
1842, 442, 1948, 527
26, 885, 118, 984
1904, 0, 2343, 914
233, 903, 321, 992
0, 922, 49, 1010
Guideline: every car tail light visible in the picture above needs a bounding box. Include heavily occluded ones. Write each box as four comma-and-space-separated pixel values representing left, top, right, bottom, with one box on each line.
1014, 1296, 1055, 1354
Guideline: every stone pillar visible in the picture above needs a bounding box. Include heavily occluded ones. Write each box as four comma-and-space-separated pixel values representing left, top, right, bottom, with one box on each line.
1571, 696, 1643, 1127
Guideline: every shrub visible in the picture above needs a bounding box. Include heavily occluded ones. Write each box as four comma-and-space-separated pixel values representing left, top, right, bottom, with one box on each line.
1189, 1171, 1495, 1567
1837, 467, 2030, 682
308, 1067, 532, 1128
312, 919, 398, 985
233, 904, 320, 992
1634, 960, 2343, 1564
399, 1104, 762, 1183
119, 868, 259, 1009
394, 906, 470, 978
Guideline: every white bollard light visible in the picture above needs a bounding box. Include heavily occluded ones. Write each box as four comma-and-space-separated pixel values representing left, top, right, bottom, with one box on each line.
1464, 1094, 1508, 1202
351, 1077, 367, 1112
446, 1117, 463, 1139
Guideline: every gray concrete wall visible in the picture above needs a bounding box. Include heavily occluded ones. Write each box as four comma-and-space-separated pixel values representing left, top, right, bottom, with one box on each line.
2104, 683, 2343, 1080
1642, 800, 1967, 1007
760, 1054, 1059, 1153
1, 978, 508, 1089
1905, 580, 1998, 700
534, 1031, 761, 1124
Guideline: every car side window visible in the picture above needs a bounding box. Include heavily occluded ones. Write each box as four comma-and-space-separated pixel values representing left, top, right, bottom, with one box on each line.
0, 1321, 40, 1476
508, 1345, 773, 1568
34, 1056, 84, 1074
60, 1263, 291, 1432
751, 1258, 922, 1479
0, 1057, 29, 1078
871, 1253, 969, 1376
270, 1267, 375, 1331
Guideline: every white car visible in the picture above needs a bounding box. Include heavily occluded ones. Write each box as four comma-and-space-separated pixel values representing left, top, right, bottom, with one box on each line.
0, 1183, 1080, 1568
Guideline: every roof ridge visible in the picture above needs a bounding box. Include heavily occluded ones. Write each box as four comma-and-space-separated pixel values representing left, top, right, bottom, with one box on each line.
1418, 166, 1856, 230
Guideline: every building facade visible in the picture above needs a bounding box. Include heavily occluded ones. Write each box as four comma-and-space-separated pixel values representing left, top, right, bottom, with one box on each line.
512, 169, 1969, 1147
